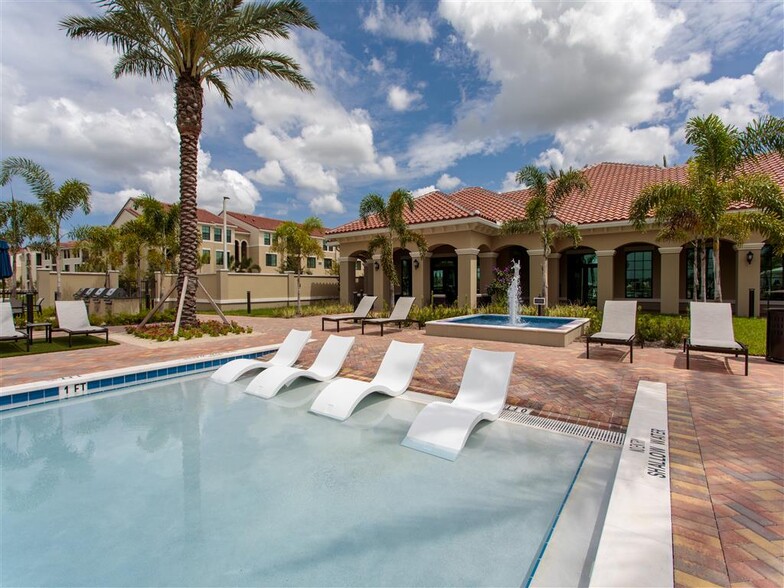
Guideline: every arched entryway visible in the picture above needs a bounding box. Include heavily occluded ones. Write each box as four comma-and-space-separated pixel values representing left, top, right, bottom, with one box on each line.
613, 242, 659, 312
393, 248, 413, 300
559, 247, 597, 306
494, 245, 529, 303
429, 245, 457, 306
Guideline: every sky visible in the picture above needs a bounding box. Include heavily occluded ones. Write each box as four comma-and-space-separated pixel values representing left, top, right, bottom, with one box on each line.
1, 0, 782, 234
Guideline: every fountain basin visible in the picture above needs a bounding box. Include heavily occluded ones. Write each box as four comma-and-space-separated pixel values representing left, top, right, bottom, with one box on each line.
425, 314, 590, 347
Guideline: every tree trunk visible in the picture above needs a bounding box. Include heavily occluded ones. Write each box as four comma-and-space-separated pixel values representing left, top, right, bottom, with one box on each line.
54, 230, 62, 301
700, 242, 707, 302
25, 251, 33, 293
692, 241, 698, 301
175, 74, 203, 328
296, 270, 302, 315
541, 231, 550, 306
713, 237, 722, 301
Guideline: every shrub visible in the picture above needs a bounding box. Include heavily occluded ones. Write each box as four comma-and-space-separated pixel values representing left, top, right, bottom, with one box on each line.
410, 304, 473, 324
126, 319, 251, 341
636, 313, 688, 347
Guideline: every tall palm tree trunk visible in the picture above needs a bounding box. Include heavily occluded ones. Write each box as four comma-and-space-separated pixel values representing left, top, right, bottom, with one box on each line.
700, 242, 707, 301
691, 241, 699, 301
713, 237, 722, 301
54, 231, 62, 300
175, 75, 203, 327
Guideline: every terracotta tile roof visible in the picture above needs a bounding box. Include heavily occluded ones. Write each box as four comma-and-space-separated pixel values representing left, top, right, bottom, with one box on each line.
327, 153, 783, 235
226, 211, 328, 238
328, 190, 480, 234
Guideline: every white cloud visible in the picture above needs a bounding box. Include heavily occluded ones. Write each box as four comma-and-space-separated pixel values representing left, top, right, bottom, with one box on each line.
406, 126, 495, 176
387, 85, 423, 111
368, 57, 385, 74
246, 161, 286, 186
675, 75, 769, 130
754, 50, 784, 101
436, 173, 461, 191
362, 0, 434, 43
309, 194, 345, 215
411, 185, 437, 198
500, 171, 520, 193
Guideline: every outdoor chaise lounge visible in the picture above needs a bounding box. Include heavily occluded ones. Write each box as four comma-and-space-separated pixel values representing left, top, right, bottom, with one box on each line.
684, 301, 748, 376
321, 295, 377, 332
245, 334, 355, 399
309, 340, 424, 420
361, 296, 416, 336
586, 300, 640, 363
401, 348, 516, 461
55, 300, 109, 347
0, 302, 29, 351
210, 329, 311, 384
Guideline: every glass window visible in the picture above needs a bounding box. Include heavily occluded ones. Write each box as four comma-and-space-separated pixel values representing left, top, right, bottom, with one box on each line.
64, 264, 70, 272
761, 244, 784, 301
356, 260, 362, 271
226, 229, 231, 243
686, 247, 715, 300
322, 241, 328, 251
307, 257, 317, 269
324, 258, 333, 270
216, 250, 224, 266
202, 249, 210, 264
265, 253, 277, 267
213, 227, 222, 243
35, 253, 42, 266
201, 225, 210, 241
625, 251, 653, 298
263, 232, 271, 245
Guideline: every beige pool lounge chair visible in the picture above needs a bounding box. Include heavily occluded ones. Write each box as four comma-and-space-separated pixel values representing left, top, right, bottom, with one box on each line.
586, 300, 640, 363
210, 329, 311, 384
0, 302, 29, 351
684, 302, 748, 376
245, 334, 355, 399
321, 295, 377, 332
402, 348, 516, 461
361, 296, 416, 336
55, 301, 109, 347
309, 340, 424, 421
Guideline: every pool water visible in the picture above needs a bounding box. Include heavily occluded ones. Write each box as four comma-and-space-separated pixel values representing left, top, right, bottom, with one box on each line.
447, 314, 576, 329
1, 374, 610, 586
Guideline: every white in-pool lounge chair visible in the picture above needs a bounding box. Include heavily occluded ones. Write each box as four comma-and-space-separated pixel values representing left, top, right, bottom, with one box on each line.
309, 340, 424, 420
586, 300, 640, 363
210, 329, 311, 384
321, 295, 377, 332
361, 296, 416, 336
245, 334, 355, 399
0, 302, 29, 351
401, 348, 515, 461
55, 301, 109, 347
684, 302, 748, 376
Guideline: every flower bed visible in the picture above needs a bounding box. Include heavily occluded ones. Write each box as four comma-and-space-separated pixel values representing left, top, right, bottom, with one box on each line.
125, 320, 252, 341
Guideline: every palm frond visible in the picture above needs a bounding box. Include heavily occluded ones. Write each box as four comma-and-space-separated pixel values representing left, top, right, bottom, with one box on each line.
0, 157, 56, 197
359, 193, 387, 225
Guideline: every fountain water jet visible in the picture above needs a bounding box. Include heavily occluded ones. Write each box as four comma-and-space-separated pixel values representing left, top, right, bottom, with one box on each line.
508, 260, 522, 325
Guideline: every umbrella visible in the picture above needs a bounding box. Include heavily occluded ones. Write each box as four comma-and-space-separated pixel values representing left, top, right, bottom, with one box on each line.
0, 240, 12, 279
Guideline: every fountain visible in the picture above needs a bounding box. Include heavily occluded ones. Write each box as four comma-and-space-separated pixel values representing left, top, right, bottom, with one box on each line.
508, 260, 521, 325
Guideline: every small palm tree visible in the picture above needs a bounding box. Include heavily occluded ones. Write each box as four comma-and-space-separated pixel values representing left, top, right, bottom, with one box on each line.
0, 196, 48, 296
271, 217, 324, 315
0, 157, 91, 300
70, 225, 124, 288
231, 257, 261, 273
130, 195, 180, 298
501, 166, 590, 306
62, 0, 318, 327
359, 189, 427, 308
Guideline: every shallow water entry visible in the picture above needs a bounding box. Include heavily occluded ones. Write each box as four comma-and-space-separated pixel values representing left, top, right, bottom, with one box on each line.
1, 374, 612, 587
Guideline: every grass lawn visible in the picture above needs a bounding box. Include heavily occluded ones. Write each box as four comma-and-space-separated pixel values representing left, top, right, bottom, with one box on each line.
733, 317, 767, 356
0, 335, 118, 359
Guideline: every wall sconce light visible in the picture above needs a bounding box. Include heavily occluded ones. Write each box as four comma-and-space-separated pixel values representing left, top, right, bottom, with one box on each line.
746, 251, 754, 265
413, 259, 420, 269
374, 261, 380, 270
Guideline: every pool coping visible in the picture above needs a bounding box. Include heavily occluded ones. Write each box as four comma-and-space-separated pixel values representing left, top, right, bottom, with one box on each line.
0, 343, 283, 412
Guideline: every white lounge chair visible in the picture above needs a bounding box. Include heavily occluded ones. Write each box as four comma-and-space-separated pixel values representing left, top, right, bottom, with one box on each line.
210, 329, 311, 384
0, 302, 29, 351
55, 301, 109, 347
321, 295, 377, 332
685, 302, 748, 376
361, 296, 416, 336
245, 334, 355, 399
586, 300, 640, 363
309, 340, 424, 420
401, 348, 516, 461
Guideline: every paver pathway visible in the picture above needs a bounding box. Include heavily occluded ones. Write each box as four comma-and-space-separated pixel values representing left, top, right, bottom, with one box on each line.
1, 314, 782, 587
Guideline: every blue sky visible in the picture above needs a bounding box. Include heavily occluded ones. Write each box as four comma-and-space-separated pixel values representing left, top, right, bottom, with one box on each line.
1, 0, 782, 234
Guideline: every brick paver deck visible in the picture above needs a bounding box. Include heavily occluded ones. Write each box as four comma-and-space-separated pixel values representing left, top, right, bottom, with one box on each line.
1, 315, 782, 587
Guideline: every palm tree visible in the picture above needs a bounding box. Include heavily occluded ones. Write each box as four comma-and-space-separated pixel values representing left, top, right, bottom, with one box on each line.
70, 225, 124, 288
359, 189, 428, 308
130, 195, 180, 299
231, 257, 261, 273
0, 196, 48, 296
501, 166, 590, 306
61, 0, 318, 327
271, 217, 323, 315
631, 114, 784, 301
0, 157, 91, 300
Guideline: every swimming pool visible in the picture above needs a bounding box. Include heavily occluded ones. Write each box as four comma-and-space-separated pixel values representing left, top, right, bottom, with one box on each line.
426, 314, 590, 347
1, 373, 616, 586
